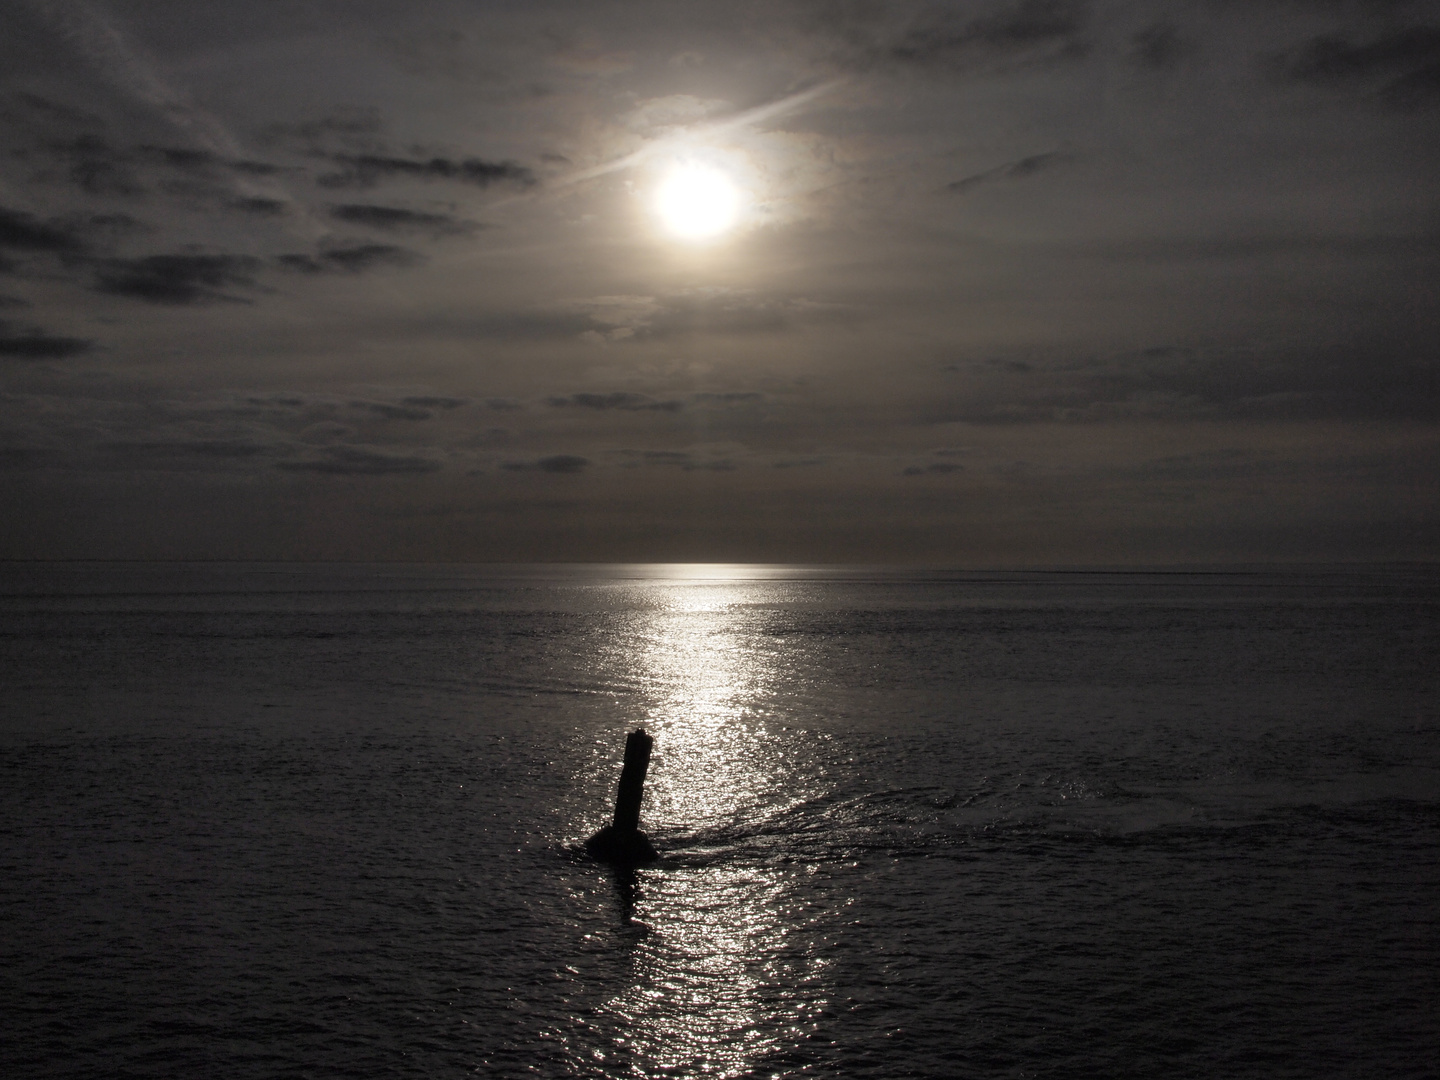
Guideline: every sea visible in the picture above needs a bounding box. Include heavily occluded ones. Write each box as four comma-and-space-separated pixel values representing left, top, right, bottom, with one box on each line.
1, 562, 1436, 1079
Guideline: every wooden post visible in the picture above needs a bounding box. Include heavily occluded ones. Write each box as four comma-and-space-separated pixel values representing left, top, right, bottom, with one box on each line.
612, 728, 652, 831
586, 728, 658, 864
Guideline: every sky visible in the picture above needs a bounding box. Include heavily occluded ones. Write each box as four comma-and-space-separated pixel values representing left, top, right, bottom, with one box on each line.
1, 0, 1437, 563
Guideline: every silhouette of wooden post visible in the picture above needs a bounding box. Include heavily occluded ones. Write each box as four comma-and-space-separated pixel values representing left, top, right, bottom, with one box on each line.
612, 728, 652, 830
586, 728, 658, 864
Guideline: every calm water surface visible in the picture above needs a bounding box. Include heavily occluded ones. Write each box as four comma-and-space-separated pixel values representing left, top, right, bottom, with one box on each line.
1, 563, 1437, 1078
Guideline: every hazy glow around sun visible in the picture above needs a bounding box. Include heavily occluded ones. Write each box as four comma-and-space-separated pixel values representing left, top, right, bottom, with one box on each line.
655, 162, 742, 240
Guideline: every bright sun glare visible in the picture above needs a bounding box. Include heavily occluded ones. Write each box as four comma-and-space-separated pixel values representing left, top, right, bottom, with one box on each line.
655, 162, 741, 240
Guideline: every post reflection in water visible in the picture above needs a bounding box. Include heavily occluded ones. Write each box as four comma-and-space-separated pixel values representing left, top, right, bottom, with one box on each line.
584, 568, 832, 1078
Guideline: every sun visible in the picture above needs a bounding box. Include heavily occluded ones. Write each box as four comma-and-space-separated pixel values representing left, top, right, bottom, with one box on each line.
654, 162, 742, 241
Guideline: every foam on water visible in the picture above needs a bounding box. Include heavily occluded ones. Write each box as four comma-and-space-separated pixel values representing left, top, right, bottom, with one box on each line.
1, 564, 1436, 1078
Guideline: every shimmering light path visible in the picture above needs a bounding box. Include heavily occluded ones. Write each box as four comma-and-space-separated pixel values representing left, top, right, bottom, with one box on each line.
579, 574, 832, 1076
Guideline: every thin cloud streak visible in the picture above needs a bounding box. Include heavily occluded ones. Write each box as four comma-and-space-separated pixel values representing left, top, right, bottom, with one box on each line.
538, 78, 849, 194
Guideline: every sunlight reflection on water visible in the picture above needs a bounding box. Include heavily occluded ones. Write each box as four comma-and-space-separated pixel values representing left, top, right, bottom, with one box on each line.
588, 573, 832, 1077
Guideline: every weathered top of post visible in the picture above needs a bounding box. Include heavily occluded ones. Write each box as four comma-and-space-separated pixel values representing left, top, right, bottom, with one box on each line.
624, 728, 653, 759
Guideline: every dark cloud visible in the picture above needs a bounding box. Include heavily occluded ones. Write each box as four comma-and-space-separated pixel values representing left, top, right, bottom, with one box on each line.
91, 254, 261, 305
136, 144, 218, 171
247, 394, 307, 408
0, 319, 93, 358
929, 344, 1440, 424
316, 154, 535, 190
353, 400, 434, 420
1129, 23, 1194, 71
0, 209, 150, 279
275, 444, 442, 475
948, 150, 1072, 193
692, 391, 766, 404
0, 207, 84, 253
538, 454, 589, 473
502, 454, 590, 474
903, 462, 963, 476
275, 244, 420, 274
1062, 232, 1440, 263
228, 197, 288, 215
263, 108, 383, 150
402, 395, 468, 408
819, 0, 1090, 73
49, 136, 146, 196
1381, 63, 1440, 107
24, 132, 288, 201
546, 392, 683, 412
137, 145, 291, 179
84, 212, 149, 236
9, 91, 103, 131
614, 448, 739, 470
103, 438, 272, 459
328, 204, 475, 233
575, 291, 854, 343
228, 159, 289, 177
1275, 26, 1440, 106
772, 457, 827, 470
684, 458, 737, 471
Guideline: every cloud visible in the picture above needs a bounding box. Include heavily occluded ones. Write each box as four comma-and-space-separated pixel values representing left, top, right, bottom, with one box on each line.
928, 342, 1440, 424
692, 391, 766, 405
546, 392, 683, 412
352, 400, 434, 420
103, 437, 273, 459
328, 203, 476, 233
228, 196, 288, 215
263, 107, 383, 150
1275, 26, 1440, 107
136, 143, 217, 171
0, 319, 93, 358
0, 208, 150, 282
502, 454, 589, 473
772, 457, 827, 470
21, 131, 288, 203
0, 206, 84, 253
402, 395, 467, 409
635, 449, 692, 465
1129, 23, 1193, 71
246, 394, 307, 408
316, 153, 535, 190
8, 91, 103, 131
612, 448, 740, 471
48, 135, 147, 196
91, 253, 260, 304
572, 289, 853, 342
228, 159, 288, 177
275, 444, 443, 475
547, 39, 636, 76
816, 0, 1090, 74
948, 150, 1072, 193
621, 94, 731, 134
136, 144, 293, 178
904, 0, 1086, 59
275, 244, 420, 274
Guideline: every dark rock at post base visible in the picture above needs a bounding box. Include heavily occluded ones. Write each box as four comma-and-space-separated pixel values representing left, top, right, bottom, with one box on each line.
585, 823, 658, 864
586, 728, 658, 865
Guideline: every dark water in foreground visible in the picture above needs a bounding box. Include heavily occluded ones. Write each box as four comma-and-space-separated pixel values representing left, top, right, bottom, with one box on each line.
1, 563, 1437, 1078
